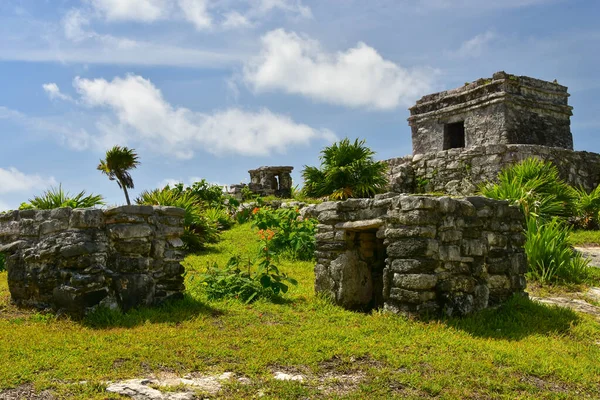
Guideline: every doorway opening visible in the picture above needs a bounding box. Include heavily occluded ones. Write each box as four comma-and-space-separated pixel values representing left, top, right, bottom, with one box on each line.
444, 121, 466, 149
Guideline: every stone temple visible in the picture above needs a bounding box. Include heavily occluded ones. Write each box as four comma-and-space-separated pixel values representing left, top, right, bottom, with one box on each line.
310, 72, 600, 317
387, 71, 600, 195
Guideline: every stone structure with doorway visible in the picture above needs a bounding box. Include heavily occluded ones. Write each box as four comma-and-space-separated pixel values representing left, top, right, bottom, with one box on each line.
248, 166, 294, 198
306, 193, 526, 316
386, 72, 600, 194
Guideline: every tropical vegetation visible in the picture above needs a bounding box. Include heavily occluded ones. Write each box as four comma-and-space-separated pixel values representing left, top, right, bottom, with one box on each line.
97, 145, 141, 206
18, 185, 104, 210
302, 138, 388, 200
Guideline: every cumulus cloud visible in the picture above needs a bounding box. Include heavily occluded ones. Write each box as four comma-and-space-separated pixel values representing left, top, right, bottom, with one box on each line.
243, 29, 435, 110
178, 0, 212, 30
42, 83, 73, 101
0, 167, 56, 195
88, 0, 171, 22
453, 31, 497, 58
72, 74, 335, 158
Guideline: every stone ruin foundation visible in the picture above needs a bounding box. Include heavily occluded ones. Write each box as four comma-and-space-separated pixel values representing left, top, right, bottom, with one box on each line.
306, 194, 526, 316
0, 206, 186, 316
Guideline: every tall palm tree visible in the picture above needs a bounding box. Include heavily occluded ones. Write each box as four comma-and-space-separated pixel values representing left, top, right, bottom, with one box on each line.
97, 146, 141, 205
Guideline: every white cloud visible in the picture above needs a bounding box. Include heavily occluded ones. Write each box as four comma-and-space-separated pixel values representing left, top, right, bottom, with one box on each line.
0, 167, 56, 195
72, 74, 335, 158
453, 31, 497, 58
222, 11, 251, 29
89, 0, 171, 22
254, 0, 312, 18
42, 83, 73, 102
178, 0, 212, 30
243, 29, 435, 110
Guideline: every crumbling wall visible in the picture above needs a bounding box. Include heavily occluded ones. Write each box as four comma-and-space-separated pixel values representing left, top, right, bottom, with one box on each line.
306, 194, 526, 316
0, 206, 186, 316
386, 144, 600, 195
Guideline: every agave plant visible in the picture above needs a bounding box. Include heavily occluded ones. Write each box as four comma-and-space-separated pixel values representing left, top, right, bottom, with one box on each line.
136, 187, 219, 251
97, 146, 140, 205
302, 138, 388, 200
19, 185, 104, 210
479, 158, 575, 220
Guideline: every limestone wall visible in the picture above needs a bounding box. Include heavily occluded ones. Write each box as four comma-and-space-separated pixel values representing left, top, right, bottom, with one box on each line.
306, 194, 526, 316
0, 206, 186, 316
386, 144, 600, 195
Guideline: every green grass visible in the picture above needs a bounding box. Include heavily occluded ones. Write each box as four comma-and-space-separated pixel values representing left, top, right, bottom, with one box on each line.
1, 223, 600, 399
569, 230, 600, 246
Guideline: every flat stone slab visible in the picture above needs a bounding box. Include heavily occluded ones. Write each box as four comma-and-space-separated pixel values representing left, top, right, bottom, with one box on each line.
531, 296, 600, 319
574, 246, 600, 268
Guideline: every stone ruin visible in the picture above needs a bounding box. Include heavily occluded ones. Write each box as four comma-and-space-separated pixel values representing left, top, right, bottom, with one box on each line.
387, 71, 600, 195
311, 71, 600, 316
307, 194, 526, 316
229, 166, 294, 199
0, 206, 186, 316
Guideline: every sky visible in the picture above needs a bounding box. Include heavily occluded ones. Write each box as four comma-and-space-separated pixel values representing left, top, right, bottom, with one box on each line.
1, 0, 599, 210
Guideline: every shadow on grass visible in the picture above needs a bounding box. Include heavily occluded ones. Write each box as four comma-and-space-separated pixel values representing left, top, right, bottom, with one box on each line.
440, 295, 580, 340
83, 294, 223, 329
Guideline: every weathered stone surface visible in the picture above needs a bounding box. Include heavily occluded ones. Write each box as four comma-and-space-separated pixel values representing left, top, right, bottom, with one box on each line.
0, 207, 186, 316
314, 194, 526, 317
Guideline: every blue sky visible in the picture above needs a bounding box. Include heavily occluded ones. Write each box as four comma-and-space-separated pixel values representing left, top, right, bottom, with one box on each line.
1, 0, 599, 210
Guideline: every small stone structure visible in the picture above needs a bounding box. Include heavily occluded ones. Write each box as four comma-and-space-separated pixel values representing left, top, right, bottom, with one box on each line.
409, 71, 573, 154
0, 206, 186, 316
248, 166, 294, 198
307, 194, 526, 316
387, 72, 600, 195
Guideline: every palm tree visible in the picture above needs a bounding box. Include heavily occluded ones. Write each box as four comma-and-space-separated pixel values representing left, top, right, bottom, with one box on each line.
97, 146, 141, 205
302, 138, 388, 200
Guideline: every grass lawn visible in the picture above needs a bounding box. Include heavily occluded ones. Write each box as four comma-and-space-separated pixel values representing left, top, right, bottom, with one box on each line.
1, 223, 600, 399
570, 230, 600, 247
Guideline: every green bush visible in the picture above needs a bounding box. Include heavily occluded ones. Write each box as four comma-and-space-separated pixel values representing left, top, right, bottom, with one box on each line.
136, 187, 219, 251
525, 217, 589, 284
19, 185, 104, 210
479, 158, 575, 220
171, 179, 225, 208
252, 207, 317, 261
571, 185, 600, 229
302, 138, 388, 200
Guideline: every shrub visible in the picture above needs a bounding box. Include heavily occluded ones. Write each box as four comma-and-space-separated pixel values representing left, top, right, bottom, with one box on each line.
136, 187, 219, 251
525, 217, 589, 284
252, 207, 317, 261
199, 231, 298, 303
204, 207, 233, 231
302, 138, 388, 200
571, 185, 600, 229
171, 179, 225, 208
19, 185, 104, 210
479, 158, 575, 220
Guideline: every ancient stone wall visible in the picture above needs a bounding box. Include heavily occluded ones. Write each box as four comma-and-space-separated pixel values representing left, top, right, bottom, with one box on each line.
385, 144, 600, 195
305, 194, 526, 316
0, 206, 186, 316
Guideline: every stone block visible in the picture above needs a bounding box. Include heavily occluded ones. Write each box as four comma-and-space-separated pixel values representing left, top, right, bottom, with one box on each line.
70, 209, 104, 229
488, 275, 511, 291
393, 273, 438, 290
461, 239, 486, 256
108, 224, 154, 239
113, 239, 152, 255
384, 225, 436, 239
437, 276, 476, 293
389, 288, 436, 304
105, 205, 154, 216
439, 245, 461, 262
386, 238, 430, 258
389, 258, 438, 274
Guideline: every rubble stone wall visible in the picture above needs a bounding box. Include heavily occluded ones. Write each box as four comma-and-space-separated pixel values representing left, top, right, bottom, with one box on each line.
305, 194, 526, 316
0, 206, 186, 316
385, 144, 600, 195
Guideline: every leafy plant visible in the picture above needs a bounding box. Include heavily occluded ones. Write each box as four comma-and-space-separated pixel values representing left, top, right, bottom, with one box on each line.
480, 158, 575, 220
97, 145, 141, 205
19, 185, 104, 210
199, 230, 297, 303
302, 138, 388, 200
204, 207, 233, 231
524, 217, 589, 284
252, 207, 317, 261
571, 185, 600, 229
171, 179, 225, 208
136, 187, 219, 251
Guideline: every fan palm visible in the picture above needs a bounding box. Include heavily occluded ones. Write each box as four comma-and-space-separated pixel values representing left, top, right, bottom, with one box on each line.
302, 138, 388, 200
97, 146, 140, 205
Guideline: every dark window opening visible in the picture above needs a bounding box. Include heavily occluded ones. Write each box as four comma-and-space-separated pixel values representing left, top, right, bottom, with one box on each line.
444, 121, 465, 149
